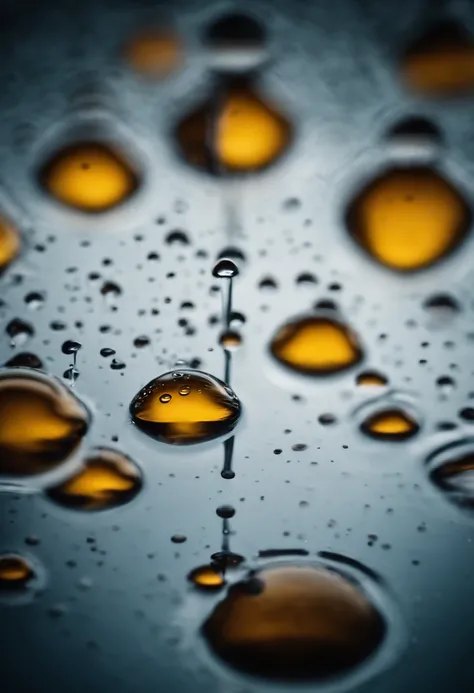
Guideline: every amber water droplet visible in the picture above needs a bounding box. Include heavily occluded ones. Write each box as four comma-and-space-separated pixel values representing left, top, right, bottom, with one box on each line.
5, 353, 43, 369
39, 142, 139, 212
0, 554, 34, 589
176, 84, 291, 173
0, 217, 20, 272
46, 448, 141, 511
202, 564, 385, 681
213, 258, 239, 278
188, 564, 226, 591
356, 371, 388, 387
219, 330, 242, 351
360, 408, 419, 440
125, 29, 182, 78
0, 370, 89, 476
270, 315, 363, 375
130, 370, 241, 444
430, 452, 474, 508
347, 167, 470, 271
402, 21, 474, 96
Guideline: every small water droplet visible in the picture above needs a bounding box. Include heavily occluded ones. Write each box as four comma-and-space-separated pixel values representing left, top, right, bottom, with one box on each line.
213, 258, 239, 279
61, 340, 81, 356
216, 504, 235, 519
188, 564, 226, 590
171, 534, 187, 544
6, 319, 34, 347
356, 371, 388, 387
219, 329, 242, 351
25, 292, 45, 310
125, 28, 182, 78
361, 408, 419, 440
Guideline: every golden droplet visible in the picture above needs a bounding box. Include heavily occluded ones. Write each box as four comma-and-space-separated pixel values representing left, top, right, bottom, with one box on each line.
0, 217, 20, 272
361, 408, 419, 440
430, 452, 474, 509
130, 370, 241, 445
0, 370, 89, 476
403, 21, 474, 97
188, 564, 226, 590
270, 315, 363, 375
0, 554, 34, 588
347, 167, 470, 271
202, 564, 385, 680
39, 142, 138, 212
356, 370, 388, 387
46, 448, 142, 511
125, 29, 182, 78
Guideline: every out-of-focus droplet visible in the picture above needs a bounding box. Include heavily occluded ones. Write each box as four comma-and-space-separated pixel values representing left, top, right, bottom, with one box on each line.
356, 371, 388, 387
213, 258, 239, 278
219, 330, 242, 351
402, 21, 474, 97
46, 448, 141, 511
386, 117, 442, 157
130, 370, 241, 445
5, 353, 43, 369
176, 84, 291, 173
202, 564, 385, 681
0, 217, 20, 272
204, 12, 266, 72
0, 554, 34, 589
0, 370, 89, 476
188, 564, 226, 590
430, 451, 474, 508
346, 167, 470, 271
6, 318, 34, 347
25, 292, 45, 311
125, 28, 182, 78
216, 504, 235, 519
270, 315, 363, 375
39, 142, 139, 212
360, 408, 419, 440
210, 551, 245, 568
424, 293, 460, 319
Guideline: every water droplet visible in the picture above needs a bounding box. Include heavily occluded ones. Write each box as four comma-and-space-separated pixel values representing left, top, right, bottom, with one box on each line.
0, 217, 20, 272
219, 330, 242, 351
347, 167, 470, 271
133, 336, 150, 349
63, 367, 80, 383
5, 353, 43, 369
270, 315, 363, 375
171, 534, 187, 544
258, 276, 278, 291
210, 551, 244, 568
296, 272, 318, 286
356, 371, 388, 387
459, 407, 474, 422
100, 348, 115, 357
61, 340, 81, 356
360, 408, 419, 440
424, 293, 460, 319
165, 230, 190, 246
110, 359, 126, 371
130, 369, 241, 445
100, 281, 122, 298
402, 21, 474, 97
24, 292, 45, 310
429, 447, 474, 508
6, 318, 34, 347
216, 504, 235, 519
39, 142, 139, 212
125, 28, 182, 78
46, 448, 141, 511
212, 258, 239, 278
204, 12, 266, 71
188, 564, 226, 590
0, 370, 89, 476
159, 393, 172, 403
436, 375, 455, 393
318, 413, 337, 426
202, 564, 385, 681
0, 554, 34, 589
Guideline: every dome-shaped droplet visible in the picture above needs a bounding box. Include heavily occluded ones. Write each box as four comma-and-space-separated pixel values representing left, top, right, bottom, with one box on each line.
125, 28, 183, 78
212, 258, 239, 278
130, 370, 241, 444
402, 21, 474, 97
5, 353, 43, 369
46, 448, 141, 511
360, 408, 419, 440
39, 142, 139, 212
188, 564, 226, 591
356, 371, 388, 387
0, 217, 20, 272
346, 167, 470, 271
202, 564, 385, 681
0, 554, 34, 589
270, 315, 363, 375
204, 12, 266, 71
429, 450, 474, 509
219, 330, 242, 351
0, 370, 89, 476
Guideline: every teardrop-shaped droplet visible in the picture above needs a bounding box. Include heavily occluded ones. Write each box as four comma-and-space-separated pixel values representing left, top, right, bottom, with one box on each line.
0, 370, 89, 476
130, 370, 241, 444
0, 554, 34, 589
202, 564, 385, 681
188, 564, 226, 591
39, 142, 139, 212
46, 448, 141, 511
270, 315, 363, 375
360, 408, 419, 441
356, 371, 388, 387
0, 217, 20, 272
347, 167, 470, 272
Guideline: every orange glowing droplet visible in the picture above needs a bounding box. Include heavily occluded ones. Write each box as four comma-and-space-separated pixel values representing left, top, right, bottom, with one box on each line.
0, 217, 20, 272
361, 408, 419, 440
125, 29, 182, 78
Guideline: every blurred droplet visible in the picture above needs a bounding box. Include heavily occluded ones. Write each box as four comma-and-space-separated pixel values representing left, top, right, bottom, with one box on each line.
356, 371, 388, 387
360, 408, 419, 440
125, 28, 182, 78
6, 318, 34, 347
219, 330, 242, 351
204, 12, 266, 71
188, 564, 226, 590
0, 554, 34, 589
0, 217, 20, 272
5, 353, 43, 369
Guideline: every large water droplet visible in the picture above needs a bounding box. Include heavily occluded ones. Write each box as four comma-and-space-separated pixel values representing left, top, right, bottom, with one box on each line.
346, 167, 470, 271
0, 370, 89, 476
0, 554, 34, 589
360, 408, 419, 441
39, 142, 139, 212
46, 448, 141, 511
202, 564, 385, 681
270, 315, 363, 375
130, 370, 241, 445
6, 318, 34, 347
5, 353, 43, 369
213, 258, 239, 278
0, 217, 20, 272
